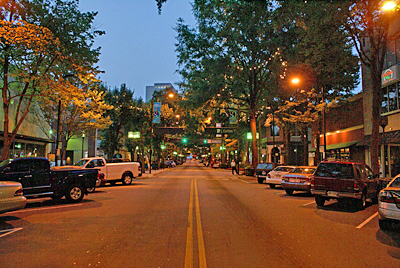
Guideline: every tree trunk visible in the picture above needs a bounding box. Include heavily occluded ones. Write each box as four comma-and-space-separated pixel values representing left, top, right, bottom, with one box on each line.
250, 113, 258, 168
370, 73, 381, 175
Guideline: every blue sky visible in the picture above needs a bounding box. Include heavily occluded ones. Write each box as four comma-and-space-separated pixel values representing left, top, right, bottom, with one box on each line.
78, 0, 196, 100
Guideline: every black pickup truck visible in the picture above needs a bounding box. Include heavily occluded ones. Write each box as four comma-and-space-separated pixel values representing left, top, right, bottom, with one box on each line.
0, 157, 98, 203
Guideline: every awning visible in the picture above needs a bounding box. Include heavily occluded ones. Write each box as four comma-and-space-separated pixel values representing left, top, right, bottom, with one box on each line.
357, 130, 400, 147
326, 141, 358, 150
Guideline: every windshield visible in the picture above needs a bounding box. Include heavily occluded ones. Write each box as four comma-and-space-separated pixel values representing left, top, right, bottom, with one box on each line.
74, 159, 89, 167
0, 159, 11, 169
389, 177, 400, 188
256, 163, 274, 169
314, 163, 354, 179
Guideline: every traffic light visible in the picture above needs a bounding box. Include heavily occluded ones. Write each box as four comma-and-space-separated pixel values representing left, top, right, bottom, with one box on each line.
182, 138, 188, 144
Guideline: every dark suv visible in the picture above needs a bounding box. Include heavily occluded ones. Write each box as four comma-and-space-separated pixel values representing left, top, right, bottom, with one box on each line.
311, 161, 380, 209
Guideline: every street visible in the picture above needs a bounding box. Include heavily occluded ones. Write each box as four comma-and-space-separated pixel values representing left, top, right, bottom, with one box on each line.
1, 161, 400, 268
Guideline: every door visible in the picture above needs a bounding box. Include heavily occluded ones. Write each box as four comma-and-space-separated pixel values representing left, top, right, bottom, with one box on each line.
29, 159, 52, 195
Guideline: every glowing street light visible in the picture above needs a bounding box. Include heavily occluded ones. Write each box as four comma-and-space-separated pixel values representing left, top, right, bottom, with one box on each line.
291, 77, 300, 85
382, 1, 396, 11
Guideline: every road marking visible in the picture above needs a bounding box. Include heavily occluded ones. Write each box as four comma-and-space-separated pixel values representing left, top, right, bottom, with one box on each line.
194, 179, 207, 268
185, 180, 194, 268
185, 179, 207, 268
0, 228, 23, 238
356, 212, 379, 229
302, 201, 316, 207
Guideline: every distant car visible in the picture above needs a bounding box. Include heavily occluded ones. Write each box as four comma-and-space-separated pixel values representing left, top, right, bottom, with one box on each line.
281, 166, 317, 195
378, 174, 400, 229
0, 181, 27, 214
164, 160, 176, 168
265, 166, 296, 188
255, 162, 277, 184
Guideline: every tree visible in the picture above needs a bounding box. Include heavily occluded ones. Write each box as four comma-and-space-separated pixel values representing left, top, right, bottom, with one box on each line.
176, 0, 288, 168
344, 0, 400, 174
100, 84, 140, 158
0, 0, 103, 160
276, 1, 359, 163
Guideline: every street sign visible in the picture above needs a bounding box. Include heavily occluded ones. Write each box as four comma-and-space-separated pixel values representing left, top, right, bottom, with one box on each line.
205, 127, 236, 135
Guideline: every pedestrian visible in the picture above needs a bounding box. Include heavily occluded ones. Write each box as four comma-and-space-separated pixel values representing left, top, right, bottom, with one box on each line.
235, 158, 240, 175
231, 159, 236, 174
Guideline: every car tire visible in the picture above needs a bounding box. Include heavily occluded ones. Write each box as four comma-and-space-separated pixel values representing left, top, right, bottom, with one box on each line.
65, 184, 84, 203
355, 193, 366, 210
285, 189, 294, 195
315, 195, 325, 206
269, 184, 276, 189
257, 178, 264, 184
122, 173, 133, 185
379, 219, 391, 230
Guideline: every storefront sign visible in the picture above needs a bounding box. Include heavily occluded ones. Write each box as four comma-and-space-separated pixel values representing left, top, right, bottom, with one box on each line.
382, 65, 400, 86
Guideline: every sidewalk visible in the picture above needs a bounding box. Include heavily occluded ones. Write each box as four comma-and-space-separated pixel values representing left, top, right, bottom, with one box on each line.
137, 168, 167, 179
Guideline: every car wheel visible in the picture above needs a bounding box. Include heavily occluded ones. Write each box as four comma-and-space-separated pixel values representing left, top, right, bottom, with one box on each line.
379, 219, 391, 230
65, 184, 84, 203
86, 186, 95, 193
355, 193, 366, 210
315, 195, 325, 206
269, 184, 276, 189
285, 189, 294, 195
257, 178, 264, 184
122, 173, 133, 185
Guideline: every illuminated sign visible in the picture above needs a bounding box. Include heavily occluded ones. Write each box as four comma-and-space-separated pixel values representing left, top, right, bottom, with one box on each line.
382, 65, 399, 86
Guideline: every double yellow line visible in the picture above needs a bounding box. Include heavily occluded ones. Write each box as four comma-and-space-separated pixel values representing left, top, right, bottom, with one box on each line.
185, 179, 207, 268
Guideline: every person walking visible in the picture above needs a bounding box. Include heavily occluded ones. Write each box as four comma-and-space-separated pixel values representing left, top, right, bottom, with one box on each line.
231, 159, 236, 174
235, 158, 240, 175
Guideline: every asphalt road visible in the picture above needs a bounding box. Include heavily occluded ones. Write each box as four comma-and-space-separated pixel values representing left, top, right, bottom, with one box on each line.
1, 161, 400, 268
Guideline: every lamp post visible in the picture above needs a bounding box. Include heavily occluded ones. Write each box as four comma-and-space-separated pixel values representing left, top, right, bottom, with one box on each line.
81, 133, 85, 158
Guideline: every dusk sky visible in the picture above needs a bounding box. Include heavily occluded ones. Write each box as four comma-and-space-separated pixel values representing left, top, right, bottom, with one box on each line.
78, 0, 196, 100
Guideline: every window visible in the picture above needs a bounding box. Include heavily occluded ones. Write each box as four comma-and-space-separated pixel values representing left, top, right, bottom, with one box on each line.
10, 160, 30, 172
314, 163, 354, 179
31, 160, 48, 171
388, 83, 398, 112
270, 125, 280, 137
381, 87, 389, 114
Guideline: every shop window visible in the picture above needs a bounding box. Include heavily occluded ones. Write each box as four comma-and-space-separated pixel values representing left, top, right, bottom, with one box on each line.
388, 83, 398, 112
381, 87, 389, 114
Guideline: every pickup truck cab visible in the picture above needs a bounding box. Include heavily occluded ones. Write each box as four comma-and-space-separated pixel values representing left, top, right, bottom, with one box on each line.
74, 157, 140, 186
0, 157, 98, 203
311, 161, 380, 210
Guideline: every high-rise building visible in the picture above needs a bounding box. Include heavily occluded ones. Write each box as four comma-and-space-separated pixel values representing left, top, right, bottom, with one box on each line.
146, 83, 176, 102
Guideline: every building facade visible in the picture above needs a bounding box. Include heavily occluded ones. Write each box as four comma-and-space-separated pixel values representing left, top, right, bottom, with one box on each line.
145, 83, 176, 102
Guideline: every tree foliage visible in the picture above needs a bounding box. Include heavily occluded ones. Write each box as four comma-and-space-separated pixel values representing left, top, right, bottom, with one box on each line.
0, 0, 104, 160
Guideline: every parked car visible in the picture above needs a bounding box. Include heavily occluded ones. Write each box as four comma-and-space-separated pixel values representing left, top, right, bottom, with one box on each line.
164, 160, 176, 168
72, 157, 140, 185
0, 157, 98, 203
0, 181, 27, 214
255, 162, 277, 184
281, 166, 317, 195
265, 166, 296, 188
378, 174, 400, 229
311, 161, 380, 210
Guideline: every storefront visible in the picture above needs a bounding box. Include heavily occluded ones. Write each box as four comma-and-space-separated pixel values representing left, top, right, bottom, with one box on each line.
0, 132, 52, 160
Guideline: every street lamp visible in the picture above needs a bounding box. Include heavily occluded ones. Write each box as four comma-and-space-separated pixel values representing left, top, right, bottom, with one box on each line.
149, 89, 175, 174
81, 133, 85, 158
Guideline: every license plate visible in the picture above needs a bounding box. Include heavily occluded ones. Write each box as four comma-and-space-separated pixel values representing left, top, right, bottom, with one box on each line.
327, 191, 339, 197
289, 178, 300, 183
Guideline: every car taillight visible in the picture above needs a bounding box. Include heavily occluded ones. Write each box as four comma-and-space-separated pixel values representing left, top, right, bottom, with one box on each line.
354, 181, 360, 192
267, 173, 270, 178
310, 176, 315, 187
379, 191, 400, 204
14, 188, 24, 196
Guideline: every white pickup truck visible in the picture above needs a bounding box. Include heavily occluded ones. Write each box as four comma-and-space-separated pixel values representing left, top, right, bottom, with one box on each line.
74, 157, 141, 186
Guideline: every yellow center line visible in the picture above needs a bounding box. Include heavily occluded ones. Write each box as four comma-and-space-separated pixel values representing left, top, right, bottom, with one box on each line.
185, 179, 207, 268
185, 179, 194, 268
195, 179, 207, 268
